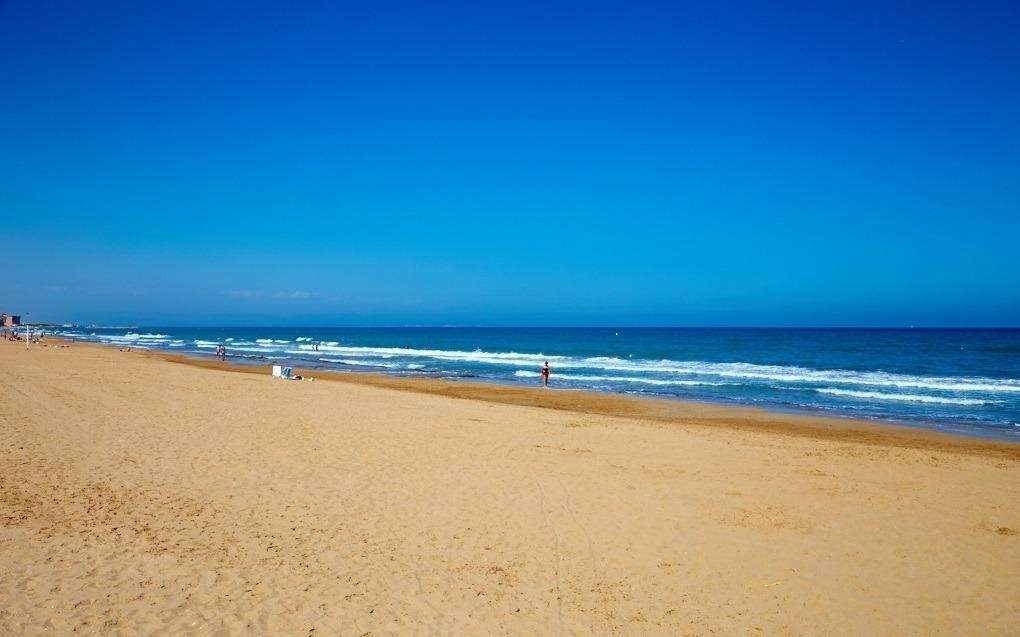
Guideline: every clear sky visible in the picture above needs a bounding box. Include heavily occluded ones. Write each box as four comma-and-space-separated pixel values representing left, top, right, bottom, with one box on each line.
2, 1, 1018, 326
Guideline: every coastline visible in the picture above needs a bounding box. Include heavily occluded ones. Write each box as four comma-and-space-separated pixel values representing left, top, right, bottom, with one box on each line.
42, 327, 1020, 441
3, 339, 1019, 634
142, 344, 1020, 458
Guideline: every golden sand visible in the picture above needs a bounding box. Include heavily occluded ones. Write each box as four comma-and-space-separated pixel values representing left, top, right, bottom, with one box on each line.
2, 341, 1018, 635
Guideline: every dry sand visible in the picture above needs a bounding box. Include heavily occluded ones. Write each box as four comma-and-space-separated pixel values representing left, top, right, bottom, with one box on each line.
1, 341, 1018, 635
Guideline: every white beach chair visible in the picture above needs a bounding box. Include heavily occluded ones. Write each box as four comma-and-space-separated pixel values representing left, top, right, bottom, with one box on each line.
272, 365, 283, 377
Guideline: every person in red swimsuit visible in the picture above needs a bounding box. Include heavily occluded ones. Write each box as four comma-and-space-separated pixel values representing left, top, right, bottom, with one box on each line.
541, 361, 550, 387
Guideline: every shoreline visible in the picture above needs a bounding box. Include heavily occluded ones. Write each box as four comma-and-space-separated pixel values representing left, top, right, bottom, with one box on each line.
40, 330, 1020, 444
104, 341, 1020, 458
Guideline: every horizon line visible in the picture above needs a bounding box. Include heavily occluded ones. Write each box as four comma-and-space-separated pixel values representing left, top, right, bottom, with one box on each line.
24, 323, 1020, 330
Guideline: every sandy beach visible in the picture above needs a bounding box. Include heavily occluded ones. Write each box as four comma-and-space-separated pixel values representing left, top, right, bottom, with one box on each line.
2, 341, 1018, 635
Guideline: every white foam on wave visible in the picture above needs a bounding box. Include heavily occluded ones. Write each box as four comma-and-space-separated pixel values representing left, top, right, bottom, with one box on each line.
298, 344, 561, 368
566, 374, 730, 387
50, 332, 1020, 403
513, 370, 728, 387
816, 388, 995, 406
274, 344, 1020, 395
222, 345, 280, 354
318, 358, 399, 368
573, 358, 1020, 394
99, 333, 170, 344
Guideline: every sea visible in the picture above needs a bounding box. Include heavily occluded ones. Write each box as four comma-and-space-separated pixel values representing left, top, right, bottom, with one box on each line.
44, 327, 1020, 441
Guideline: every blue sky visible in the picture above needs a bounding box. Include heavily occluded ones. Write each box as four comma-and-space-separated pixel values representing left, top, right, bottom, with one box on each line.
2, 1, 1018, 326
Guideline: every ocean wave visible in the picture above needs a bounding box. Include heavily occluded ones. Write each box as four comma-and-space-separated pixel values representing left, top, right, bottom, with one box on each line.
569, 358, 1020, 394
98, 333, 170, 344
294, 344, 561, 367
815, 388, 995, 406
513, 370, 728, 387
566, 374, 730, 387
266, 345, 1020, 394
318, 358, 400, 369
220, 345, 284, 354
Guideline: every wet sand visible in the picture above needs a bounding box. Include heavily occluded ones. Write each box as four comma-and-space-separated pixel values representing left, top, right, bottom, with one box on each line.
2, 341, 1018, 635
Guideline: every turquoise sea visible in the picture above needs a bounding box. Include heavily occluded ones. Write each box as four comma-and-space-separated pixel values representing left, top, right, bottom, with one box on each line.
48, 327, 1020, 440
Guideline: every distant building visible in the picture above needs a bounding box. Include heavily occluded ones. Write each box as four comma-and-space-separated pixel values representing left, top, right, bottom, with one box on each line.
1, 314, 22, 327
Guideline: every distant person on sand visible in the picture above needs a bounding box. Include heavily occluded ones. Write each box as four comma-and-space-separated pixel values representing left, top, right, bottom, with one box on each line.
541, 361, 550, 387
216, 344, 226, 361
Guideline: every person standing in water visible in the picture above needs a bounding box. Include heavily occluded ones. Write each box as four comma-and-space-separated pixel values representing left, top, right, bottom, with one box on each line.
216, 344, 226, 361
541, 361, 550, 387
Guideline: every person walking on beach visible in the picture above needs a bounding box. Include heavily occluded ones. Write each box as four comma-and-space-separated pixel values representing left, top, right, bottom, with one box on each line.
216, 344, 226, 361
541, 361, 550, 387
